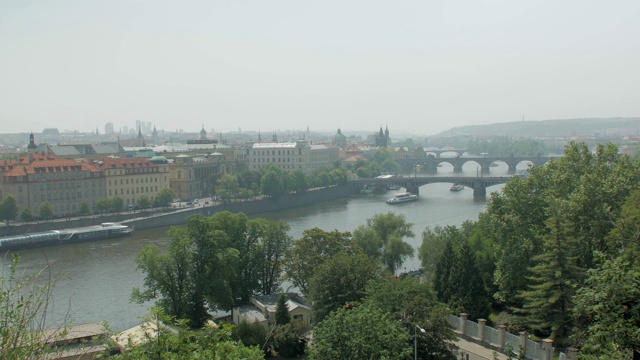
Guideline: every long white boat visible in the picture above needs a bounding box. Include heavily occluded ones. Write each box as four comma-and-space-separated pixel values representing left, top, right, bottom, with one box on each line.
386, 193, 418, 204
0, 223, 134, 251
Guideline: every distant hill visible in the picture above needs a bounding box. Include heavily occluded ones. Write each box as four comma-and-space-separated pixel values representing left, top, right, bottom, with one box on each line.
437, 118, 640, 138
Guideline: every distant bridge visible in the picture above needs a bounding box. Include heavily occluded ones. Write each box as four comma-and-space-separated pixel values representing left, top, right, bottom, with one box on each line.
349, 176, 511, 199
422, 148, 468, 157
396, 156, 554, 174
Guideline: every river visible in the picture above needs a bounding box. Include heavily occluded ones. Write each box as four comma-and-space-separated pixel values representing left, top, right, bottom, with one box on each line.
1, 162, 517, 331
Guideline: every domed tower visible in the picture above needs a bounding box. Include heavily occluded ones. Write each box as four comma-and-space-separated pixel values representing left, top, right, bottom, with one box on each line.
26, 132, 38, 163
200, 125, 207, 140
333, 128, 347, 149
27, 132, 38, 152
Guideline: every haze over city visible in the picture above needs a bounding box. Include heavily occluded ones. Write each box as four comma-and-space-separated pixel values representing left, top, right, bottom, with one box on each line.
2, 0, 639, 136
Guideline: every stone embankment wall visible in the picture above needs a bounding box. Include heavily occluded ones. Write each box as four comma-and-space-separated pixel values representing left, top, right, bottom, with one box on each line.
0, 186, 352, 236
123, 186, 351, 231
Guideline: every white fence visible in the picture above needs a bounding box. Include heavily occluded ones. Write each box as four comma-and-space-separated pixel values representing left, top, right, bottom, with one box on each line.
448, 313, 556, 360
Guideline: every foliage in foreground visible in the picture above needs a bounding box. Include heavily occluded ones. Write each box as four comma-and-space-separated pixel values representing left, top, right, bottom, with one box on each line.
0, 254, 69, 360
309, 303, 411, 360
113, 311, 264, 360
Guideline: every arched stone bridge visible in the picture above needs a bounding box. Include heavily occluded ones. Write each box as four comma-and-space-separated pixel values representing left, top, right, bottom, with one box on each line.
397, 156, 553, 174
423, 149, 468, 157
349, 176, 511, 200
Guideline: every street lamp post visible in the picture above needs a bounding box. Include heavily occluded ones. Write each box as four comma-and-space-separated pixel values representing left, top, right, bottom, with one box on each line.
415, 324, 426, 360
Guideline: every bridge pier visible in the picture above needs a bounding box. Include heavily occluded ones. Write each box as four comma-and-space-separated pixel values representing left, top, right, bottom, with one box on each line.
453, 164, 464, 173
406, 185, 420, 195
473, 187, 486, 200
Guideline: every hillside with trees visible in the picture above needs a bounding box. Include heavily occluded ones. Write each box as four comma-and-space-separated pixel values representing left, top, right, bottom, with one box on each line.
421, 141, 640, 358
436, 117, 640, 138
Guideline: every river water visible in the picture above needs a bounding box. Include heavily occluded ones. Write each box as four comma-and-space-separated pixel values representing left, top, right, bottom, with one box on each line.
1, 163, 517, 331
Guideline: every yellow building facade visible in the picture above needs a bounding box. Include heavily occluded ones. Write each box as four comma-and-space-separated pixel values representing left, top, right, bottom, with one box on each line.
99, 157, 170, 209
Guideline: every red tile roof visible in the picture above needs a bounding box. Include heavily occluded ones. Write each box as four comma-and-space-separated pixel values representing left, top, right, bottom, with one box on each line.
2, 154, 100, 177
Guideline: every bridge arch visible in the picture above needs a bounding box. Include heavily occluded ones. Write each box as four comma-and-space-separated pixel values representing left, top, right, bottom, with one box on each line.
349, 176, 510, 200
396, 156, 554, 174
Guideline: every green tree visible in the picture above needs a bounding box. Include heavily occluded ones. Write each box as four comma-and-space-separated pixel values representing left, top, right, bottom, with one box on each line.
261, 164, 286, 199
0, 254, 71, 359
518, 212, 580, 342
419, 224, 473, 283
380, 158, 399, 174
487, 142, 640, 308
448, 242, 491, 321
433, 240, 455, 304
39, 201, 54, 219
207, 173, 223, 197
19, 207, 34, 222
137, 195, 152, 209
288, 170, 308, 193
573, 254, 640, 359
258, 220, 292, 295
352, 212, 415, 274
204, 212, 262, 306
329, 168, 347, 185
153, 187, 174, 208
0, 195, 19, 225
275, 293, 291, 325
316, 170, 332, 187
237, 170, 262, 196
355, 166, 371, 178
309, 303, 411, 360
271, 322, 305, 358
308, 252, 384, 322
365, 276, 458, 360
78, 201, 90, 215
283, 228, 354, 296
132, 217, 239, 327
232, 320, 267, 349
95, 198, 111, 214
216, 174, 242, 202
606, 189, 640, 264
112, 196, 124, 212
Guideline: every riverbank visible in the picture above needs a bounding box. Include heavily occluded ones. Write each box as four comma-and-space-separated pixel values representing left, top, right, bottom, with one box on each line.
0, 186, 352, 237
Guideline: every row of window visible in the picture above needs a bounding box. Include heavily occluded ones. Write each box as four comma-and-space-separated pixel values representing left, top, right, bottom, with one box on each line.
109, 186, 160, 197
16, 172, 101, 182
108, 176, 165, 186
108, 167, 165, 175
253, 149, 302, 156
251, 157, 304, 163
20, 189, 103, 204
251, 164, 304, 170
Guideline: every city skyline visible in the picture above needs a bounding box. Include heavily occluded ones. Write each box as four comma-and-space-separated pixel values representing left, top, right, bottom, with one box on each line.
2, 1, 640, 136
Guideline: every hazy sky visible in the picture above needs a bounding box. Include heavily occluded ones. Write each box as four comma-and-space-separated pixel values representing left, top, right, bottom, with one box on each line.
1, 1, 639, 136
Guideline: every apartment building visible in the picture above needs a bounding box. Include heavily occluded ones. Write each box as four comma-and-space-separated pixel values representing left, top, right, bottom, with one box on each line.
1, 153, 105, 216
98, 156, 170, 208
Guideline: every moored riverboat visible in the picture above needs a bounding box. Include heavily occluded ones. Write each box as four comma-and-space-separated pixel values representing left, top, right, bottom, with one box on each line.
0, 223, 134, 251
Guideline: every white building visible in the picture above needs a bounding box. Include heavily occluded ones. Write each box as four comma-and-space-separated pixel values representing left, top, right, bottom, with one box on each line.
248, 140, 311, 174
308, 144, 340, 174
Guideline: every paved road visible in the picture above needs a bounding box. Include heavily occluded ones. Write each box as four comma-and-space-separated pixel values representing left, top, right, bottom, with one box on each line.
456, 337, 509, 360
